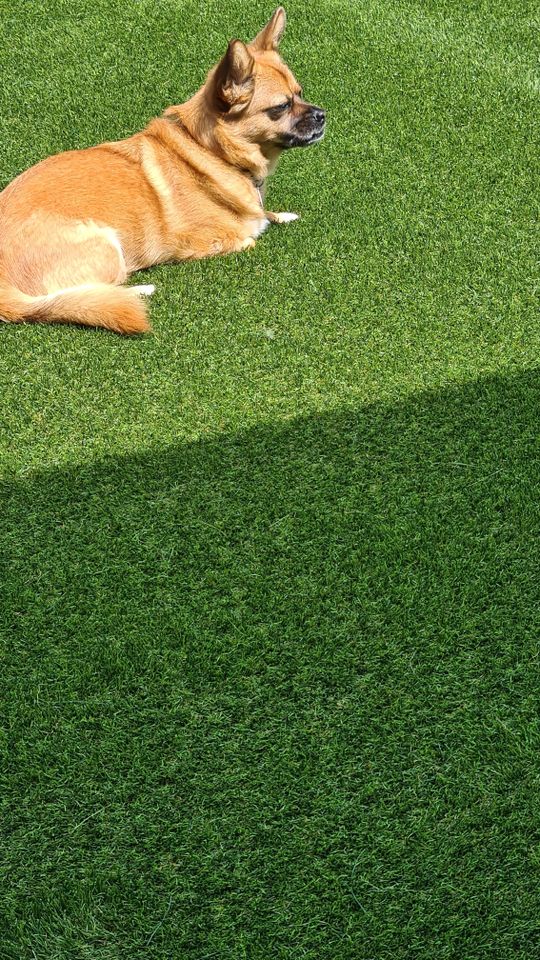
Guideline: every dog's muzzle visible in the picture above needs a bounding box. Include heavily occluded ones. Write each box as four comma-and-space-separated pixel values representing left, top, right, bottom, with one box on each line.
281, 105, 326, 148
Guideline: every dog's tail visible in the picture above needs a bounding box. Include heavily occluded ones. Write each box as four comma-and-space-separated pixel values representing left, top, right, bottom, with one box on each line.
0, 281, 153, 334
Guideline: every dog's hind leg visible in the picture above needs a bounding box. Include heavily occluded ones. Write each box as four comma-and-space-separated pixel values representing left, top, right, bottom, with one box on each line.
0, 216, 151, 333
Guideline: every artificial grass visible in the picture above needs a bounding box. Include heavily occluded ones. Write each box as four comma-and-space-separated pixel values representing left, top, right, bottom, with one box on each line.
1, 1, 540, 957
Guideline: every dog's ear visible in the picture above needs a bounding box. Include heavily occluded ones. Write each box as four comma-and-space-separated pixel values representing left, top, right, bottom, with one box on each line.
213, 40, 255, 114
251, 7, 286, 51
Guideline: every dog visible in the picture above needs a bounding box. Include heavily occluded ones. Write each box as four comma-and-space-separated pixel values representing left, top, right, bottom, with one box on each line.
0, 7, 325, 334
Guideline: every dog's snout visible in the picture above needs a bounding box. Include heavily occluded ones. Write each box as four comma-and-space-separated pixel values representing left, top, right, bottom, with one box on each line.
312, 107, 326, 124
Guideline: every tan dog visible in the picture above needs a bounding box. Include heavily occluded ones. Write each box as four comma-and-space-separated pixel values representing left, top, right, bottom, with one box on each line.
0, 7, 325, 334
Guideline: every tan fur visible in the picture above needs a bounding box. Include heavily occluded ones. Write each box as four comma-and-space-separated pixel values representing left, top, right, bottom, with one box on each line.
0, 7, 325, 334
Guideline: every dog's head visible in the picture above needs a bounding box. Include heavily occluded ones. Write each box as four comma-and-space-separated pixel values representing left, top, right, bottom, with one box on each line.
210, 7, 326, 152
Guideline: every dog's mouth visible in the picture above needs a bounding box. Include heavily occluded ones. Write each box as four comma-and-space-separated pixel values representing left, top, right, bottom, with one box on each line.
300, 127, 326, 146
279, 125, 326, 149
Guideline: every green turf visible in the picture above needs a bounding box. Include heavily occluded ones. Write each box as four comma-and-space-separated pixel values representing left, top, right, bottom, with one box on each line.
1, 1, 540, 957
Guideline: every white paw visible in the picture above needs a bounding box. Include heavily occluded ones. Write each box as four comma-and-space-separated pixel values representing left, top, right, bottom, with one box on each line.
132, 284, 155, 297
274, 212, 299, 224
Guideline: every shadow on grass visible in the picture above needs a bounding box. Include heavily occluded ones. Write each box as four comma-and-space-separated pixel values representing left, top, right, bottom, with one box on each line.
2, 369, 540, 959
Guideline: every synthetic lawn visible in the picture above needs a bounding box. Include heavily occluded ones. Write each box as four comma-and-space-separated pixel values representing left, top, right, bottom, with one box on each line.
1, 0, 540, 957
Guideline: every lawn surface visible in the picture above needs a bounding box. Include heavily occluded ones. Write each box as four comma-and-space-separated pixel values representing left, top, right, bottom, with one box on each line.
1, 1, 540, 957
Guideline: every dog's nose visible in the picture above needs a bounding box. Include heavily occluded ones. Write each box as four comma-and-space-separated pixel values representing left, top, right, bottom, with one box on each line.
312, 108, 326, 124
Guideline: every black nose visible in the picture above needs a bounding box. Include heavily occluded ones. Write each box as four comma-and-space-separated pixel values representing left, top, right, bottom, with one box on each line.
312, 108, 326, 124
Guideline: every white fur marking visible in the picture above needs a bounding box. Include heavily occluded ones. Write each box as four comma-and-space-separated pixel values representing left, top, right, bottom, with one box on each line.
42, 280, 154, 301
102, 226, 126, 267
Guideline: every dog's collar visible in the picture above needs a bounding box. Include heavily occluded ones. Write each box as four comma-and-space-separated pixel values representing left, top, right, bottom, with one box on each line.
250, 176, 264, 207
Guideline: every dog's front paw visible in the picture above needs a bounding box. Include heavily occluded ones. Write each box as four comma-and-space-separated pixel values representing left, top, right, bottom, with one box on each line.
268, 212, 300, 225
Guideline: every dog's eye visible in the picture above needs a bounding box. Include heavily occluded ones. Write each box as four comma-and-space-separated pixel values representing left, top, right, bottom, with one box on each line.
266, 101, 291, 120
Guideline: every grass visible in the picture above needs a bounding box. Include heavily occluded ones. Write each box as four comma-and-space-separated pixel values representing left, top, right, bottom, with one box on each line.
1, 1, 540, 957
